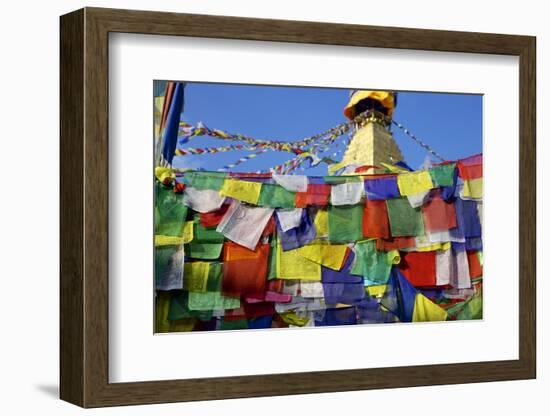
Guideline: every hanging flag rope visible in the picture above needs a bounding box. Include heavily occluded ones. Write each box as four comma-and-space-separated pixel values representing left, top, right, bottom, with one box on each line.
217, 149, 271, 172
174, 110, 447, 169
390, 119, 446, 162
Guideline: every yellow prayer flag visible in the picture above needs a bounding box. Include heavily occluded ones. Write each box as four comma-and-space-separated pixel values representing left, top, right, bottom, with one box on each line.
278, 311, 310, 327
154, 166, 175, 183
295, 241, 348, 270
155, 235, 182, 246
387, 249, 401, 265
380, 162, 410, 174
366, 284, 387, 297
412, 293, 448, 322
276, 240, 321, 281
182, 221, 194, 244
415, 241, 451, 252
154, 221, 193, 246
220, 178, 262, 204
183, 262, 210, 292
462, 178, 483, 199
397, 171, 434, 196
313, 209, 329, 238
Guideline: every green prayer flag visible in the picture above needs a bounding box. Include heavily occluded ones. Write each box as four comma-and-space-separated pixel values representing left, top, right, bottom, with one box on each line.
322, 175, 362, 185
351, 240, 392, 284
187, 242, 223, 259
168, 292, 213, 321
193, 215, 225, 243
257, 183, 296, 208
428, 163, 456, 187
220, 318, 248, 330
206, 262, 223, 292
184, 171, 226, 191
188, 291, 240, 311
328, 205, 363, 243
386, 197, 425, 237
155, 183, 188, 236
268, 237, 278, 280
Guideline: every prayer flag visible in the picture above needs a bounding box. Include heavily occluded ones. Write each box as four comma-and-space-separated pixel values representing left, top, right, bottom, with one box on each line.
216, 201, 274, 250
220, 178, 262, 204
258, 183, 296, 208
182, 187, 226, 213
364, 176, 400, 200
422, 190, 457, 232
328, 204, 363, 242
363, 199, 390, 238
155, 244, 184, 290
155, 184, 188, 237
412, 293, 448, 322
295, 184, 331, 207
397, 170, 434, 196
330, 181, 364, 205
386, 197, 426, 237
351, 240, 398, 284
221, 242, 269, 298
380, 268, 417, 322
399, 251, 437, 287
429, 163, 456, 187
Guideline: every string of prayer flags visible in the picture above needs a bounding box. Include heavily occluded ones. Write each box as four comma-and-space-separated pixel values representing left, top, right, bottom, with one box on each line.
154, 151, 482, 333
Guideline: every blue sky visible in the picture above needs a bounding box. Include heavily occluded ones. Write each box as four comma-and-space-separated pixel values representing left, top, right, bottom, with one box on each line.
163, 82, 482, 175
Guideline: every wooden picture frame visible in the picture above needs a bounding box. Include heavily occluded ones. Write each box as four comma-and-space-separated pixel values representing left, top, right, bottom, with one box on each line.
60, 7, 536, 408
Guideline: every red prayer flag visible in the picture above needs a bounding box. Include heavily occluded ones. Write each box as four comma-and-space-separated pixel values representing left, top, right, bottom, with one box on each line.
398, 251, 437, 287
457, 154, 483, 180
199, 204, 230, 227
224, 302, 275, 320
467, 250, 483, 278
422, 191, 457, 232
295, 184, 331, 208
377, 236, 416, 251
221, 242, 269, 298
363, 199, 390, 238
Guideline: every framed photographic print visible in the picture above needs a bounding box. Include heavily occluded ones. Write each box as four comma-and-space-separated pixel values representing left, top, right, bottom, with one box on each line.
60, 7, 536, 408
